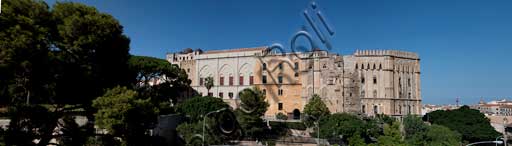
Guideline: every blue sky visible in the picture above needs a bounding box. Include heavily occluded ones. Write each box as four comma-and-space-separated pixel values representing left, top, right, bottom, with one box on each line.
44, 0, 512, 105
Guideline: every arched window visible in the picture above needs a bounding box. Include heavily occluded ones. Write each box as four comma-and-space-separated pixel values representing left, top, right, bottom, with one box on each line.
294, 62, 299, 70
373, 105, 378, 115
408, 105, 412, 114
361, 91, 365, 98
262, 89, 266, 95
229, 74, 233, 85
294, 72, 299, 77
249, 74, 254, 85
355, 64, 358, 69
379, 64, 382, 70
361, 64, 364, 69
367, 63, 370, 69
362, 105, 366, 113
373, 90, 377, 98
239, 74, 244, 85
219, 75, 225, 86
373, 64, 376, 70
262, 63, 267, 70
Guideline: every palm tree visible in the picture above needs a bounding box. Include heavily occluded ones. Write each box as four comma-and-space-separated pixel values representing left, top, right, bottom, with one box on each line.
205, 76, 214, 96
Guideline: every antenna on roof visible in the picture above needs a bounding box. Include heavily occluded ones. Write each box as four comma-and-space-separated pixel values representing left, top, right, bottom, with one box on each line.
456, 97, 460, 107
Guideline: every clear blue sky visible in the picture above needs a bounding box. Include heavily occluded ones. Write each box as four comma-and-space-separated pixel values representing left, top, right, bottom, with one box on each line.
45, 0, 512, 105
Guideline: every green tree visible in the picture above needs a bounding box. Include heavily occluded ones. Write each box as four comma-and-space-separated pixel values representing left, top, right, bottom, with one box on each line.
377, 122, 405, 146
424, 105, 500, 142
50, 1, 132, 105
92, 86, 158, 145
128, 55, 191, 113
176, 96, 240, 145
425, 124, 461, 146
275, 113, 288, 120
205, 76, 214, 95
0, 0, 52, 105
176, 122, 206, 146
348, 131, 366, 146
235, 87, 269, 139
176, 96, 230, 121
403, 115, 428, 145
304, 94, 330, 125
317, 113, 378, 144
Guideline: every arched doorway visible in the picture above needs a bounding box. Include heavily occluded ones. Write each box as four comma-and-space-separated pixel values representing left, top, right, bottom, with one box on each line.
293, 109, 301, 120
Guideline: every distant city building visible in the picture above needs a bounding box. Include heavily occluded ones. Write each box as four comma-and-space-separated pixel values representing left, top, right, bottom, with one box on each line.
167, 47, 422, 119
421, 104, 459, 115
474, 99, 512, 116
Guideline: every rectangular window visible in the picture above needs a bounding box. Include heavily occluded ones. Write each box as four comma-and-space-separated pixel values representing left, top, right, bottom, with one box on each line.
220, 77, 224, 86
228, 92, 233, 99
229, 76, 233, 85
239, 76, 244, 85
262, 75, 267, 84
278, 76, 283, 84
219, 92, 223, 98
200, 78, 204, 86
294, 62, 299, 70
373, 77, 377, 84
249, 76, 254, 85
278, 103, 283, 110
208, 92, 213, 97
279, 63, 283, 70
278, 89, 283, 96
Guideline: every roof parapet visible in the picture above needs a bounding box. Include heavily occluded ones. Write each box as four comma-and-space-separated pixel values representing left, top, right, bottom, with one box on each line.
354, 49, 419, 59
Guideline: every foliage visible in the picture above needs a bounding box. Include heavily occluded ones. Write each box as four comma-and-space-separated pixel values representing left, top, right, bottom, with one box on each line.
425, 124, 461, 146
92, 86, 158, 144
0, 0, 52, 105
235, 88, 269, 139
176, 96, 230, 121
268, 121, 307, 130
303, 94, 330, 125
176, 96, 240, 145
347, 132, 366, 146
403, 115, 428, 138
403, 115, 428, 145
176, 121, 219, 146
58, 115, 90, 146
276, 113, 288, 120
376, 122, 405, 146
316, 113, 378, 144
205, 76, 214, 94
50, 1, 132, 105
374, 114, 395, 125
5, 105, 56, 145
0, 0, 189, 145
423, 105, 500, 142
128, 55, 190, 105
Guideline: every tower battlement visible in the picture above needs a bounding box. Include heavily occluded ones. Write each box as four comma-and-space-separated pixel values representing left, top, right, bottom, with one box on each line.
354, 50, 419, 60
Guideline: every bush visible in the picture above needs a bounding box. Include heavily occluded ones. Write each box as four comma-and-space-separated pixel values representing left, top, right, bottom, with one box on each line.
276, 113, 288, 120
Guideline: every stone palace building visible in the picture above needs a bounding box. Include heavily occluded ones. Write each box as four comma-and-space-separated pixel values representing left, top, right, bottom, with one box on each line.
167, 47, 421, 120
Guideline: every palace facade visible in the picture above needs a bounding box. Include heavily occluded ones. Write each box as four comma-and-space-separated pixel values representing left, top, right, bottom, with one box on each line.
167, 47, 421, 119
